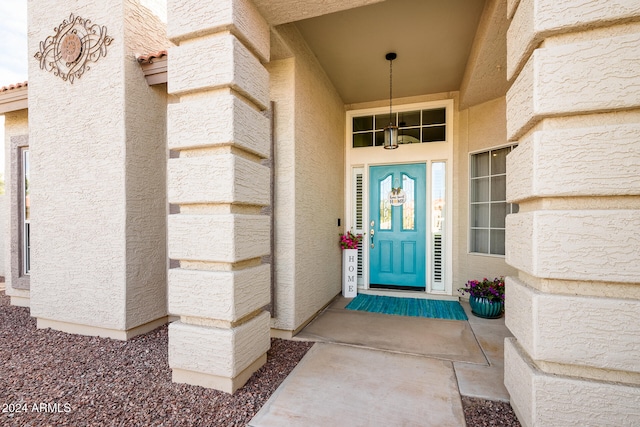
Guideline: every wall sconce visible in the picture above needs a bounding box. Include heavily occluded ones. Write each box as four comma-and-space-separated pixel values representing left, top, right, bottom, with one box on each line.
383, 52, 398, 150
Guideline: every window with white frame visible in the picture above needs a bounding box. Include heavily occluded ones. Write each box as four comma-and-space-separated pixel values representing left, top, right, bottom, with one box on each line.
469, 146, 518, 255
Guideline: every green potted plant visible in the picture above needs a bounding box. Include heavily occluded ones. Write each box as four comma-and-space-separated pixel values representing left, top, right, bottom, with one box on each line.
458, 277, 505, 319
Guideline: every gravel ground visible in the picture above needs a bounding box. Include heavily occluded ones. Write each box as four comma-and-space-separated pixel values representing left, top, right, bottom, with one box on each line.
463, 397, 522, 426
0, 292, 313, 426
1, 290, 521, 426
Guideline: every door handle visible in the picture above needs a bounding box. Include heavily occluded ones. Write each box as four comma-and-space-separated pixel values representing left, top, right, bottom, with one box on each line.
370, 220, 375, 248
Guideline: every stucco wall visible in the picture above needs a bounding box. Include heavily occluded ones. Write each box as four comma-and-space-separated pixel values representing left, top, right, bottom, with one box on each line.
292, 30, 345, 328
454, 97, 518, 288
28, 0, 169, 334
267, 57, 296, 330
123, 0, 170, 329
3, 109, 28, 302
504, 1, 640, 426
269, 24, 345, 331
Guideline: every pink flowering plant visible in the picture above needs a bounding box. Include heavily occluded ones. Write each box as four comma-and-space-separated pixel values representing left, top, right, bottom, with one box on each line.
339, 230, 363, 250
458, 277, 505, 303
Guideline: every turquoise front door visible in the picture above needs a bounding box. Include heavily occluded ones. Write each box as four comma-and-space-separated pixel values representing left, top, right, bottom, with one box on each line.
369, 163, 426, 289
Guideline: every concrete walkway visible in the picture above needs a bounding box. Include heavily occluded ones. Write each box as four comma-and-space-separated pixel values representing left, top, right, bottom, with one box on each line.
250, 295, 511, 426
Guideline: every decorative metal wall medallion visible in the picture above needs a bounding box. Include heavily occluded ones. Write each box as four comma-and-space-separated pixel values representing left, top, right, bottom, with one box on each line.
60, 33, 82, 63
34, 14, 113, 83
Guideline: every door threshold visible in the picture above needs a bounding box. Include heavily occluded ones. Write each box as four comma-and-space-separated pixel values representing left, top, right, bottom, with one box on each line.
370, 284, 426, 291
358, 288, 458, 301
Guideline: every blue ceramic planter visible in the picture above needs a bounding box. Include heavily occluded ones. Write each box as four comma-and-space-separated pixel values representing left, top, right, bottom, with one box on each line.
469, 296, 503, 319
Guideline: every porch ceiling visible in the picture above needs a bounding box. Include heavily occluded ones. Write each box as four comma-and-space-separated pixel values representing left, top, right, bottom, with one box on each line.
292, 0, 506, 106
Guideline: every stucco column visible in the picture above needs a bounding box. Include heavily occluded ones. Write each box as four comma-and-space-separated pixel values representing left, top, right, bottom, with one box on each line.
504, 1, 640, 426
27, 0, 168, 339
166, 0, 271, 393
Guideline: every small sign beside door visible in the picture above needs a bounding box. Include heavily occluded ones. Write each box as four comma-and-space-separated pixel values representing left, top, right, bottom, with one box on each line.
388, 187, 406, 206
342, 249, 358, 298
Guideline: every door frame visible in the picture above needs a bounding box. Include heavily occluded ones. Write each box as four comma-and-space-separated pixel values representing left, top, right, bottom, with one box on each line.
345, 99, 454, 295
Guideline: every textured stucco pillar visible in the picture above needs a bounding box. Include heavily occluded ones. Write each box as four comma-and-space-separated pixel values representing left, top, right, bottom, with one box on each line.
27, 0, 169, 339
166, 0, 271, 393
504, 1, 640, 426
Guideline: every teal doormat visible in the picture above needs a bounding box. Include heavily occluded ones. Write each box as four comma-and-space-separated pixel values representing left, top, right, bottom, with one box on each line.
345, 294, 468, 321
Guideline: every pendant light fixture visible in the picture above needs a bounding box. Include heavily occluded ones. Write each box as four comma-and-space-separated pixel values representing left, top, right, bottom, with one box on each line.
383, 52, 399, 149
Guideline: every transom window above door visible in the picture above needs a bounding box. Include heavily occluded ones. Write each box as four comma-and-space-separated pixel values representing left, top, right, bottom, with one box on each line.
352, 108, 446, 148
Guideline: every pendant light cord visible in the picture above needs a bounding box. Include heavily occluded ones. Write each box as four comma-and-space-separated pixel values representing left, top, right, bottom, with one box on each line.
389, 57, 393, 123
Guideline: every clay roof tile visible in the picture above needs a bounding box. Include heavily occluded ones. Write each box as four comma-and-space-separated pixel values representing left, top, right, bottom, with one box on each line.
0, 81, 28, 92
136, 50, 168, 64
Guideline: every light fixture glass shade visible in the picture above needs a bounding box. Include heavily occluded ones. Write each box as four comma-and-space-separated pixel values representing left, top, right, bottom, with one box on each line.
383, 124, 399, 149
